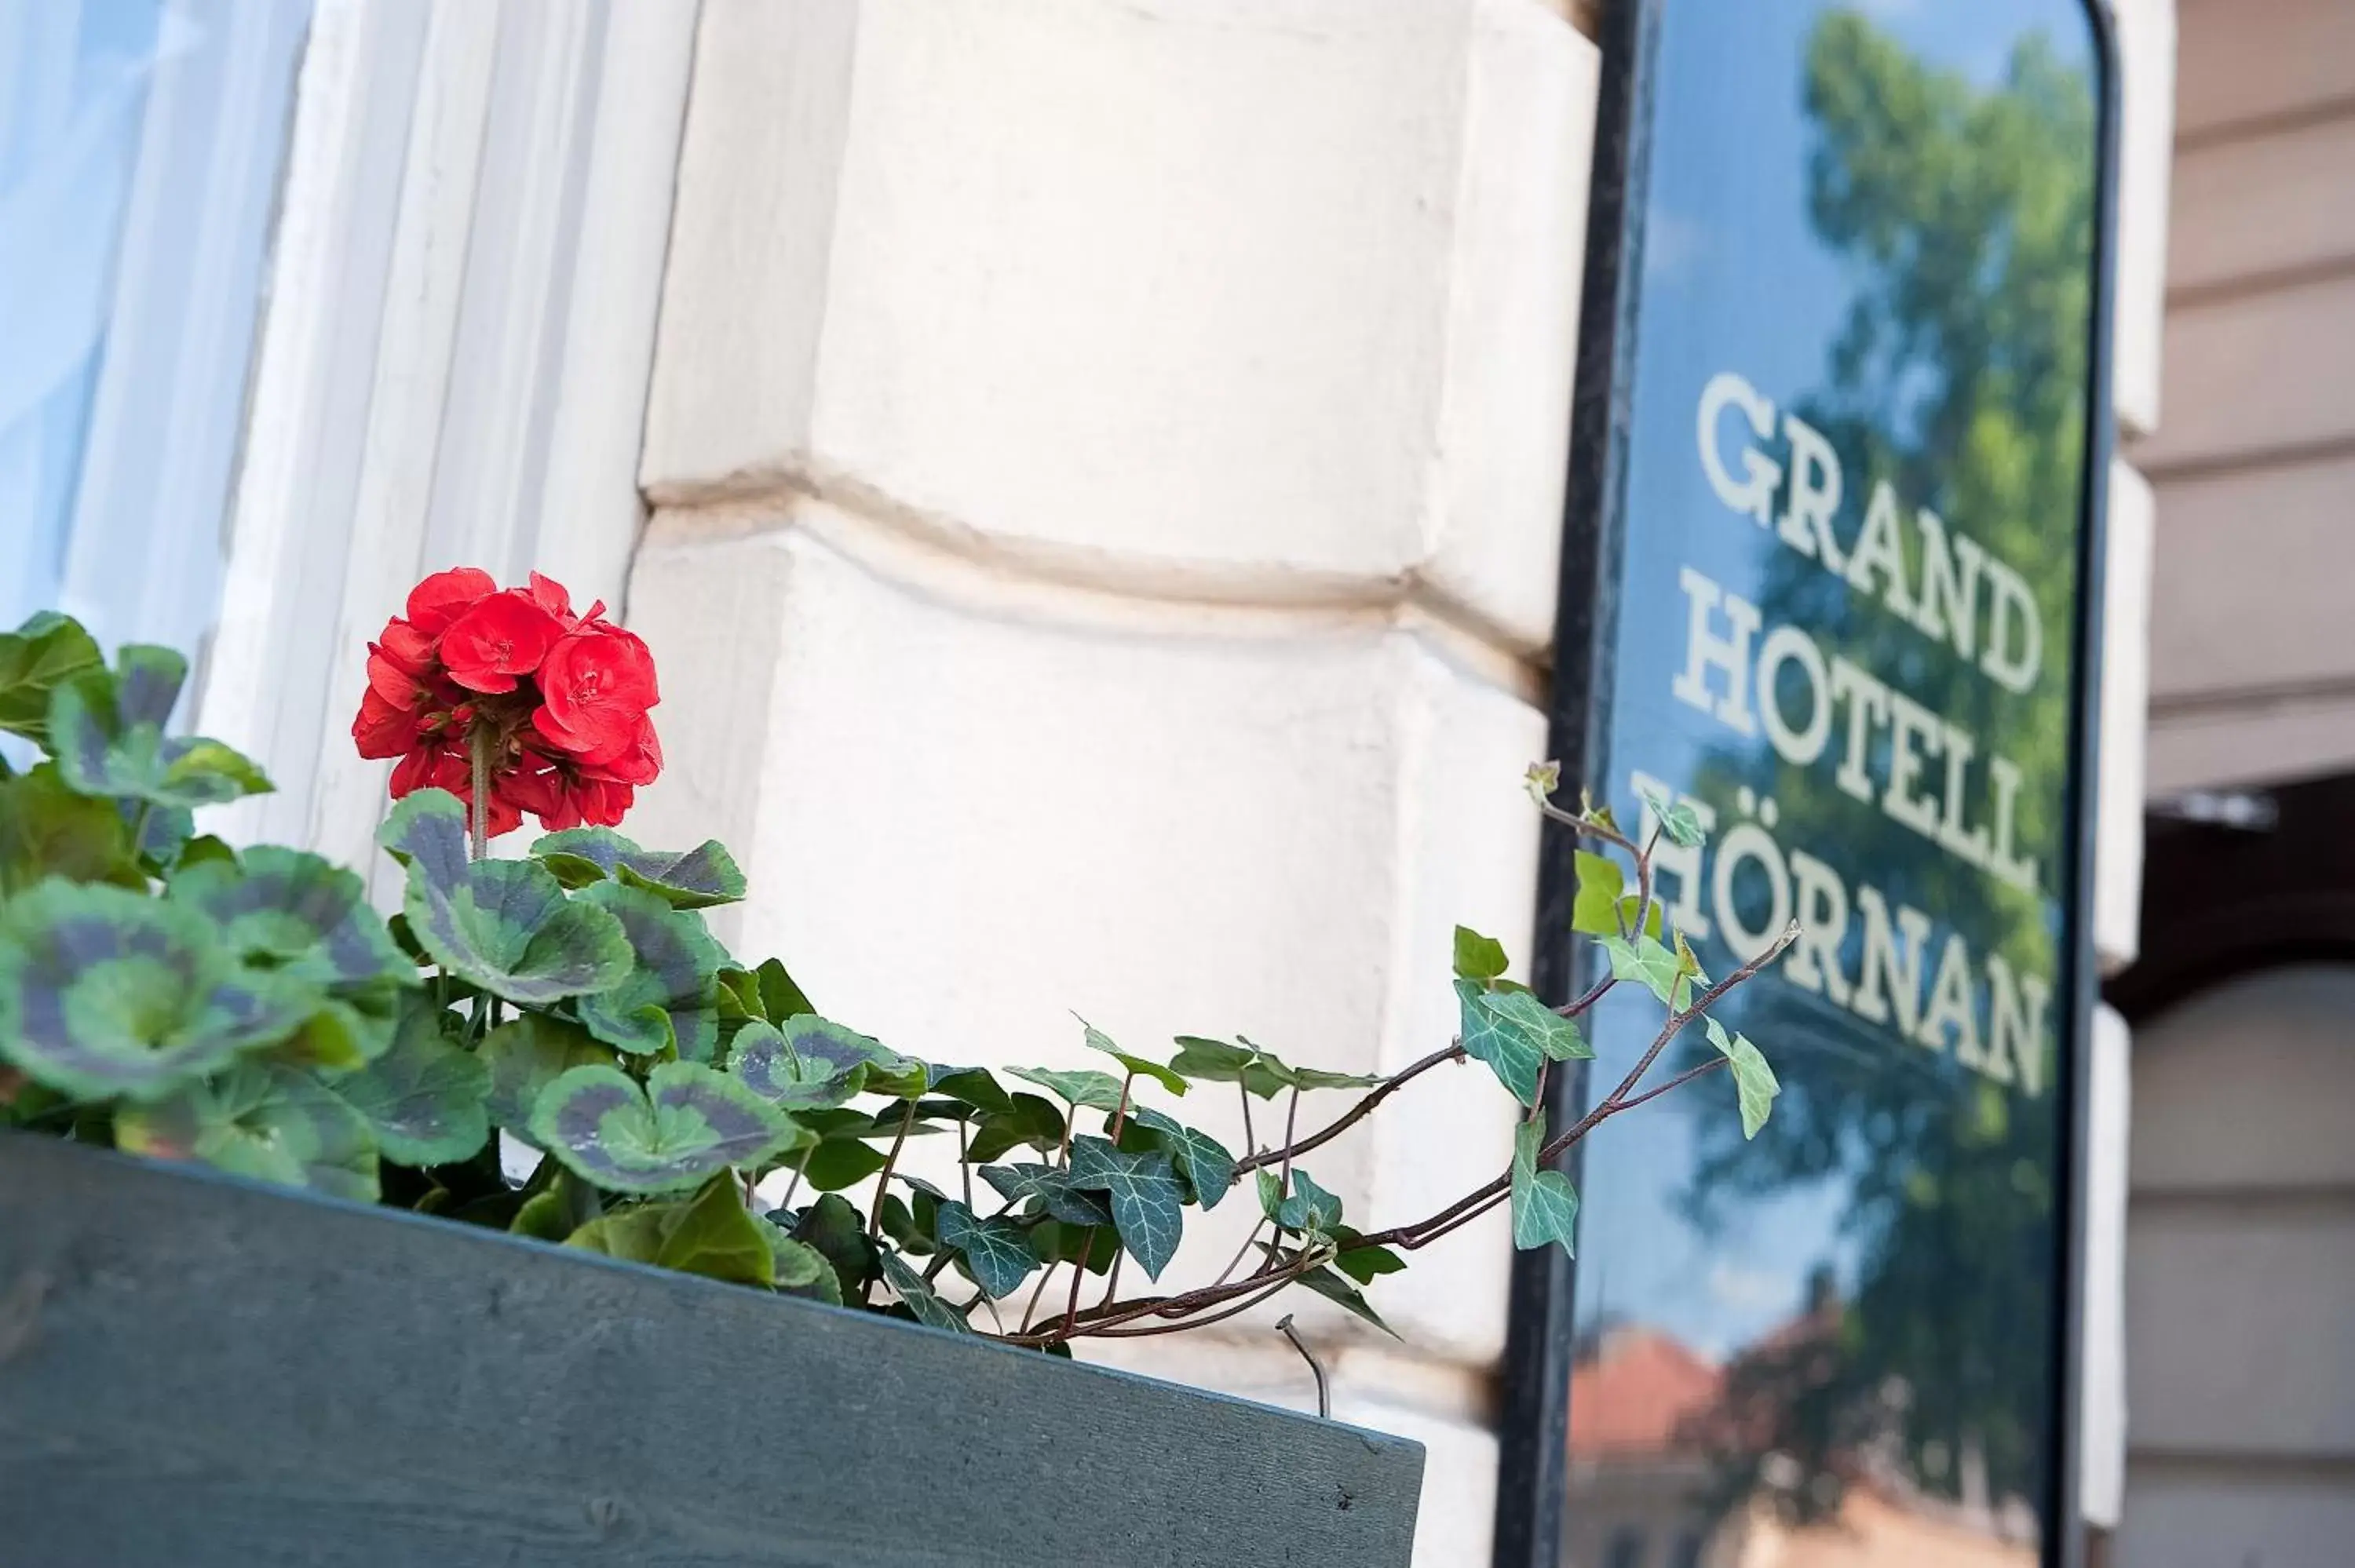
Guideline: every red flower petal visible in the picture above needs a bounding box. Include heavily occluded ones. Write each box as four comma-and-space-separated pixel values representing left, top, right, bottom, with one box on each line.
538, 623, 659, 735
354, 689, 421, 760
440, 592, 567, 695
404, 567, 498, 636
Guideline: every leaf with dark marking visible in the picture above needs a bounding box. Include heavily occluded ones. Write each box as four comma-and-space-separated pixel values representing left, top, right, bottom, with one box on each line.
49, 647, 271, 808
480, 1012, 615, 1140
728, 1019, 867, 1110
528, 826, 747, 910
324, 996, 491, 1165
530, 1060, 807, 1194
116, 1060, 378, 1202
572, 881, 727, 1060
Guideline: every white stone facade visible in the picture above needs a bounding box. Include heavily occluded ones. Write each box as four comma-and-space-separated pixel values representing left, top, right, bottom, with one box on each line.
629, 2, 1598, 1560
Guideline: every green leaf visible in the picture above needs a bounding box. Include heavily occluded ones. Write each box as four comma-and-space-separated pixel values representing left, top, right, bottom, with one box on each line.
1065, 1136, 1185, 1280
1454, 977, 1543, 1107
1028, 1219, 1120, 1275
789, 1192, 876, 1302
1257, 1169, 1284, 1223
167, 845, 414, 993
1332, 1228, 1405, 1285
572, 882, 726, 1060
1704, 1016, 1780, 1140
1637, 783, 1707, 848
1452, 924, 1510, 981
1170, 1034, 1287, 1099
117, 1061, 378, 1202
980, 1161, 1113, 1227
480, 1012, 614, 1140
797, 1136, 889, 1192
567, 1176, 775, 1287
1510, 1114, 1578, 1254
1077, 1016, 1188, 1096
1276, 1169, 1342, 1234
1484, 986, 1590, 1062
0, 764, 142, 896
966, 1092, 1066, 1164
530, 1060, 807, 1195
1007, 1065, 1126, 1111
936, 1198, 1041, 1299
0, 881, 312, 1101
511, 1169, 601, 1242
878, 1191, 936, 1256
776, 1014, 926, 1098
1523, 758, 1561, 806
0, 612, 102, 744
324, 996, 491, 1165
1571, 851, 1624, 936
762, 1223, 839, 1303
928, 1064, 1014, 1118
378, 790, 633, 1006
528, 827, 747, 910
1126, 1106, 1236, 1211
1293, 1264, 1398, 1338
754, 957, 816, 1025
49, 647, 271, 808
1243, 1037, 1382, 1094
878, 1249, 972, 1333
1599, 933, 1697, 1011
728, 1019, 867, 1110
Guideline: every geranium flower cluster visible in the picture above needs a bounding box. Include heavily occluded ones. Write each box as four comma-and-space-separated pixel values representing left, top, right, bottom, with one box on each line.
352, 568, 661, 836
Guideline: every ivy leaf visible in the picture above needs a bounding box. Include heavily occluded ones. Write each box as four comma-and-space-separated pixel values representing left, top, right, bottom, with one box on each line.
1170, 1034, 1285, 1099
572, 882, 727, 1060
980, 1162, 1113, 1227
1077, 1016, 1188, 1096
1126, 1106, 1236, 1211
1452, 924, 1510, 981
1636, 783, 1707, 848
324, 997, 491, 1166
1243, 1038, 1382, 1094
1599, 933, 1697, 1011
49, 647, 271, 808
966, 1092, 1066, 1164
1454, 977, 1543, 1108
567, 1176, 775, 1287
878, 1249, 972, 1333
777, 1014, 926, 1098
1481, 986, 1590, 1063
1332, 1227, 1405, 1285
528, 827, 747, 910
0, 881, 312, 1101
1571, 851, 1625, 937
378, 790, 633, 1005
480, 1012, 614, 1140
1276, 1169, 1342, 1234
790, 1192, 877, 1303
117, 1060, 378, 1202
928, 1064, 1014, 1118
1522, 759, 1561, 806
0, 612, 102, 744
878, 1191, 937, 1257
1293, 1264, 1399, 1338
1257, 1169, 1284, 1223
1028, 1220, 1120, 1275
937, 1198, 1041, 1299
1007, 1065, 1126, 1111
1510, 1114, 1578, 1254
1704, 1016, 1780, 1140
530, 1060, 807, 1195
1065, 1136, 1185, 1280
728, 1019, 867, 1110
0, 764, 142, 896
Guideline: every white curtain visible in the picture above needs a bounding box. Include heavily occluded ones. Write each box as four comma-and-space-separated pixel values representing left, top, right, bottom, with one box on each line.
0, 0, 309, 695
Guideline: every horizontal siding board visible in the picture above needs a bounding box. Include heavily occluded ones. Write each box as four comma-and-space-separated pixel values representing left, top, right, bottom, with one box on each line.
0, 1136, 1423, 1568
2147, 455, 2355, 704
2169, 111, 2355, 296
2132, 273, 2355, 474
2119, 1462, 2355, 1568
2125, 1202, 2355, 1456
2177, 0, 2355, 140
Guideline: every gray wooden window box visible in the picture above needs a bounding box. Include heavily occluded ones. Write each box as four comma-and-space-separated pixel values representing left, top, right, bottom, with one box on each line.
0, 1133, 1423, 1566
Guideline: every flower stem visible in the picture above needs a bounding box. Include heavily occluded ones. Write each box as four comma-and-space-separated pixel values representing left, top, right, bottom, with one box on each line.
467, 723, 494, 862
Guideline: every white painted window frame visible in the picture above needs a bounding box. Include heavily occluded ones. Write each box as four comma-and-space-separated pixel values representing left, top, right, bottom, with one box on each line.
195, 0, 699, 887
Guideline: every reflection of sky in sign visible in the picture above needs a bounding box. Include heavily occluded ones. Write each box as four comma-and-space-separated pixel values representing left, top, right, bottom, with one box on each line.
1590, 0, 2090, 1362
1568, 0, 2100, 1549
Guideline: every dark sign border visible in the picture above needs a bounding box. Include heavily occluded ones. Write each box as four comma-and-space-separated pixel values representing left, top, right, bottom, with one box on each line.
1492, 4, 2121, 1565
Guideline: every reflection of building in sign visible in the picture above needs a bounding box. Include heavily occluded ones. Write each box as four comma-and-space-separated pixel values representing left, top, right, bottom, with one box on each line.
1565, 1276, 2039, 1568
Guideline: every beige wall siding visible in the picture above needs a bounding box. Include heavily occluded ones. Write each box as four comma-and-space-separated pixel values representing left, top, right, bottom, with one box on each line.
2138, 0, 2355, 793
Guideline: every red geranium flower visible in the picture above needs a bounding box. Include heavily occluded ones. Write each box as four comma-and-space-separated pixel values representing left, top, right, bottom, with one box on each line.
352, 568, 661, 841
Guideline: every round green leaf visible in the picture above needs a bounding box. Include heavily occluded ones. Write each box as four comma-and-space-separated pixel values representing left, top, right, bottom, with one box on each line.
325, 997, 491, 1166
480, 1012, 615, 1140
528, 827, 747, 910
728, 1019, 867, 1110
117, 1060, 379, 1202
49, 647, 271, 808
0, 881, 312, 1102
572, 881, 726, 1059
530, 1060, 807, 1195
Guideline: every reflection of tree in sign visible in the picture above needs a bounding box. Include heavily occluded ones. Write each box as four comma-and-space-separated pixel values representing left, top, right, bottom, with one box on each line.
1682, 9, 2096, 1533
